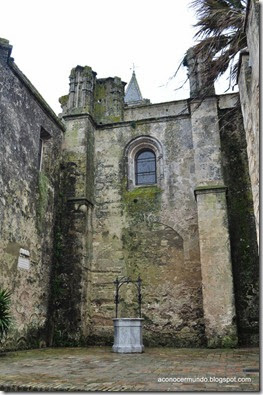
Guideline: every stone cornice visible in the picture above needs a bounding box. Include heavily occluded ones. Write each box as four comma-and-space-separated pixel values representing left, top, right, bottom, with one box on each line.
194, 185, 227, 200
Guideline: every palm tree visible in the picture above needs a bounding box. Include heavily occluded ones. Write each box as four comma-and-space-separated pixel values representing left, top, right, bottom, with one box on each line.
190, 0, 247, 89
0, 289, 11, 341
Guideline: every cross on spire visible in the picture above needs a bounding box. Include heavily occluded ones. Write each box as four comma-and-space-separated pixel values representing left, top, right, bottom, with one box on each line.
130, 63, 139, 74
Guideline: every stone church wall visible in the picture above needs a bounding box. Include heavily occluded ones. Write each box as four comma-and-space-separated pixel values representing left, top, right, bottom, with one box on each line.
219, 104, 259, 346
0, 11, 259, 349
0, 39, 64, 349
238, 0, 259, 246
53, 59, 259, 348
89, 104, 205, 346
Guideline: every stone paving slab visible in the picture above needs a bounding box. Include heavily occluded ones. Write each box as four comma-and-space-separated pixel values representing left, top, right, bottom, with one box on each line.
0, 347, 259, 392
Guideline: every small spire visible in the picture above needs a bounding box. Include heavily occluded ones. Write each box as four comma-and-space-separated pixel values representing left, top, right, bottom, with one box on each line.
124, 70, 143, 104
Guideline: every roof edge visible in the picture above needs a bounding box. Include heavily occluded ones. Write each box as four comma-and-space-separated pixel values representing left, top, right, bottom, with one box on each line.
9, 60, 65, 132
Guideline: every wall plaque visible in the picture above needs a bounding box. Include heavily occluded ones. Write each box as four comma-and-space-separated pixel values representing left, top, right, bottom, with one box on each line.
18, 248, 30, 270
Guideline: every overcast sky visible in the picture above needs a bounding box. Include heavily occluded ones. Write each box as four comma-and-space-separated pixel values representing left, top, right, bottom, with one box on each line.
1, 0, 231, 114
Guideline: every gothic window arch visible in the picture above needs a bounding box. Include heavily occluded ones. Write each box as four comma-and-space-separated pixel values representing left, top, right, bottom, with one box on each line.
125, 136, 164, 190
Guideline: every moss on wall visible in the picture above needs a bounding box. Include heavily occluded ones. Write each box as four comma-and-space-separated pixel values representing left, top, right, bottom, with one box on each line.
47, 162, 82, 346
219, 108, 259, 346
123, 185, 162, 219
93, 79, 124, 124
94, 83, 107, 123
59, 95, 69, 107
117, 180, 205, 347
108, 115, 121, 123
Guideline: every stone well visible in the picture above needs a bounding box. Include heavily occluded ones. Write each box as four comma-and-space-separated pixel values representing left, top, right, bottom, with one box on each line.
112, 318, 144, 353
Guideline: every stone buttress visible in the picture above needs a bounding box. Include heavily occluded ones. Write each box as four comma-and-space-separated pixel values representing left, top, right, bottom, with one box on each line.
186, 49, 237, 347
51, 66, 126, 345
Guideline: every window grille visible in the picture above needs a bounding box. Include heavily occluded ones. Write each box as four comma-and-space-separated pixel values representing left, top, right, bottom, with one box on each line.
135, 149, 156, 185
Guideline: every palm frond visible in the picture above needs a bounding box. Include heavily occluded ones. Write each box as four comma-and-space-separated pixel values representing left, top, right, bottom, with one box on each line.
0, 289, 12, 339
189, 0, 247, 87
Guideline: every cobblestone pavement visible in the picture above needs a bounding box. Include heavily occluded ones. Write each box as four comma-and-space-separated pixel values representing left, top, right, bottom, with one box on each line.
0, 347, 259, 392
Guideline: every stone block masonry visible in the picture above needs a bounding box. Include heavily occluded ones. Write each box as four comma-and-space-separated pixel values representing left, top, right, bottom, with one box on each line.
219, 105, 259, 346
195, 187, 237, 347
238, 0, 259, 247
58, 65, 206, 347
0, 18, 259, 349
55, 60, 258, 348
189, 94, 237, 347
91, 116, 204, 347
0, 39, 65, 349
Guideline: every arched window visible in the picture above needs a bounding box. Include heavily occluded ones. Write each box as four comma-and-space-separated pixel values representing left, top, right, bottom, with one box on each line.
125, 136, 164, 190
135, 149, 156, 185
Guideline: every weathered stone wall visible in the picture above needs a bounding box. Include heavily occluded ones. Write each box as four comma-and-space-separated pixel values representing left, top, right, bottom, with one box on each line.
238, 0, 259, 246
48, 114, 95, 346
219, 106, 259, 345
0, 41, 64, 349
58, 63, 258, 348
124, 100, 188, 122
190, 96, 237, 348
94, 77, 126, 124
185, 47, 215, 98
0, 26, 259, 350
89, 107, 205, 347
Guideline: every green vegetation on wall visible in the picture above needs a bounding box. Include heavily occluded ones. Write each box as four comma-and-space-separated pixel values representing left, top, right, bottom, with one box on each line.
94, 83, 107, 123
59, 95, 69, 107
122, 185, 162, 219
